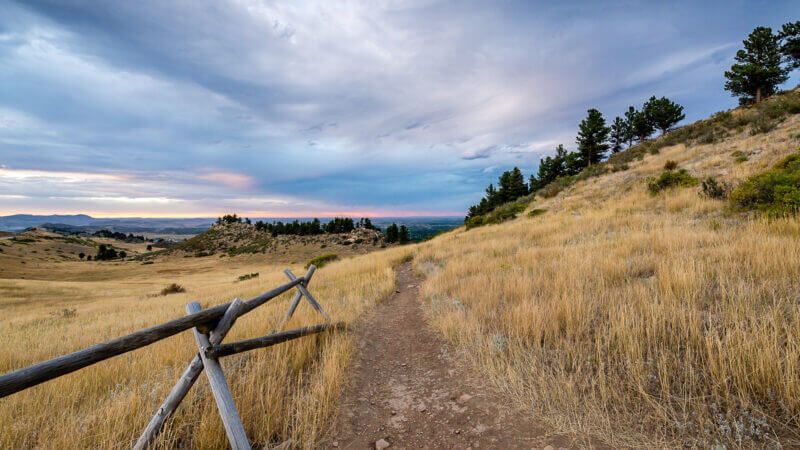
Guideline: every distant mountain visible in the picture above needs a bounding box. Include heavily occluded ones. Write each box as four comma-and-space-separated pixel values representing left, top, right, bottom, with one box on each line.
0, 214, 214, 233
0, 214, 95, 230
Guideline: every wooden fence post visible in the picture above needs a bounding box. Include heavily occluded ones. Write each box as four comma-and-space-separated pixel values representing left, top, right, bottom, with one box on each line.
277, 265, 316, 330
134, 298, 245, 450
284, 268, 332, 322
188, 301, 251, 450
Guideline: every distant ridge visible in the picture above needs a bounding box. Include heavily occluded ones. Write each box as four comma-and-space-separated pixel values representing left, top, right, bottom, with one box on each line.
0, 214, 214, 233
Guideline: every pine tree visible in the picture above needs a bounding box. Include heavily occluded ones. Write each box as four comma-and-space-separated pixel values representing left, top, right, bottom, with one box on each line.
623, 106, 638, 147
724, 26, 789, 104
610, 116, 626, 153
530, 145, 570, 191
385, 223, 399, 243
575, 108, 610, 167
631, 109, 654, 143
398, 225, 410, 244
643, 96, 685, 135
779, 21, 800, 69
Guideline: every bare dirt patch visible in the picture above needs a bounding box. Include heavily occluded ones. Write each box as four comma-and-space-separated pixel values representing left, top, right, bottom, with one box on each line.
325, 262, 577, 449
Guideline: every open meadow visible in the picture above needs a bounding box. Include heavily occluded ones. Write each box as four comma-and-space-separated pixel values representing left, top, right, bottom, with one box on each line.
0, 243, 412, 448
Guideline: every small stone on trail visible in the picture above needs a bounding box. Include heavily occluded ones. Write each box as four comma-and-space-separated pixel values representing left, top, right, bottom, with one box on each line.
458, 394, 473, 404
391, 410, 397, 415
455, 429, 461, 434
395, 290, 400, 293
332, 441, 338, 448
375, 438, 390, 449
543, 446, 555, 450
417, 402, 426, 412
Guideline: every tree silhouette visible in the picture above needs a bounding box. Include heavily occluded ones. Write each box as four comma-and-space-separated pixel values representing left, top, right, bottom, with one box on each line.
780, 21, 800, 69
576, 108, 610, 167
725, 26, 789, 104
610, 116, 627, 153
643, 96, 685, 135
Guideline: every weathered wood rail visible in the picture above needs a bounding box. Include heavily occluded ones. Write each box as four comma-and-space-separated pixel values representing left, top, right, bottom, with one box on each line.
0, 265, 341, 450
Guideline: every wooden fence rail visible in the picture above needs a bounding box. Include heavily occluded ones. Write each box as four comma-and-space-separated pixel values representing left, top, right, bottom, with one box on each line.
0, 265, 340, 450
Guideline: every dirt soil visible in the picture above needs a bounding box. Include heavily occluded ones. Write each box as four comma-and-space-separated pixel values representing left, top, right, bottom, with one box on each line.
324, 262, 577, 449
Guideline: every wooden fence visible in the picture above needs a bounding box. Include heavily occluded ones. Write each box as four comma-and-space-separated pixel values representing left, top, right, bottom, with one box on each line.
0, 265, 342, 450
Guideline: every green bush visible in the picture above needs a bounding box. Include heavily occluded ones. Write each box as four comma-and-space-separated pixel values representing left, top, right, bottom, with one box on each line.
464, 216, 485, 230
647, 169, 699, 195
527, 208, 547, 218
237, 272, 259, 281
730, 151, 800, 216
701, 177, 729, 199
664, 160, 678, 171
307, 253, 338, 269
465, 199, 529, 230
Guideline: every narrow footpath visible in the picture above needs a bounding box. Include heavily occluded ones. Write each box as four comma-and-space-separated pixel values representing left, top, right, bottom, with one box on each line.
324, 262, 574, 449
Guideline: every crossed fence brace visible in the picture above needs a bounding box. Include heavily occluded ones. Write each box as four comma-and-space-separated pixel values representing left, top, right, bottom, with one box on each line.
134, 265, 339, 450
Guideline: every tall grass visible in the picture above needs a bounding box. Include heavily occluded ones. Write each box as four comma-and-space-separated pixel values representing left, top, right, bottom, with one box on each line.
0, 247, 411, 448
412, 113, 800, 447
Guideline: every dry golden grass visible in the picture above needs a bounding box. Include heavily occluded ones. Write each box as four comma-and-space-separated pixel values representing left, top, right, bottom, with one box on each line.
412, 116, 800, 447
0, 246, 412, 448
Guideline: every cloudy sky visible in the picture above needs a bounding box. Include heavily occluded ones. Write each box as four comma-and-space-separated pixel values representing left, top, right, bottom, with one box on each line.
0, 1, 797, 217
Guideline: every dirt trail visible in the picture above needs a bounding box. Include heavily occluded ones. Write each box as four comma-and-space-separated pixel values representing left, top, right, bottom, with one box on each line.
324, 262, 573, 449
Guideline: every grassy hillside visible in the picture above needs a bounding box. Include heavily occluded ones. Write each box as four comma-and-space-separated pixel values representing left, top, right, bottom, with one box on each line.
410, 90, 800, 447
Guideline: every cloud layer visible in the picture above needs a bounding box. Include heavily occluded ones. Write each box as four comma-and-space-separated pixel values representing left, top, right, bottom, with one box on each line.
1, 0, 798, 216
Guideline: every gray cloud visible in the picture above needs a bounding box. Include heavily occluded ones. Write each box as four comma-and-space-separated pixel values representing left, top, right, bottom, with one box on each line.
1, 0, 799, 216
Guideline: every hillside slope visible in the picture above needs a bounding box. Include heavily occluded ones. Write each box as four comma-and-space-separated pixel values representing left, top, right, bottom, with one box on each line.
409, 90, 800, 447
154, 221, 388, 261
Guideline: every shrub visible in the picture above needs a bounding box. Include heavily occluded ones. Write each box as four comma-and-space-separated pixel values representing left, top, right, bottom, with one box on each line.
160, 284, 186, 295
701, 177, 730, 199
663, 160, 678, 170
141, 261, 154, 265
465, 216, 485, 230
730, 151, 800, 216
50, 308, 76, 319
538, 176, 574, 198
647, 169, 699, 195
307, 253, 338, 269
527, 208, 547, 218
95, 244, 118, 261
466, 199, 529, 230
750, 116, 778, 135
237, 272, 259, 281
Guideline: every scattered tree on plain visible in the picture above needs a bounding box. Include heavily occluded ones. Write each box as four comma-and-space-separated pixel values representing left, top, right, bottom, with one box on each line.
95, 244, 118, 261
